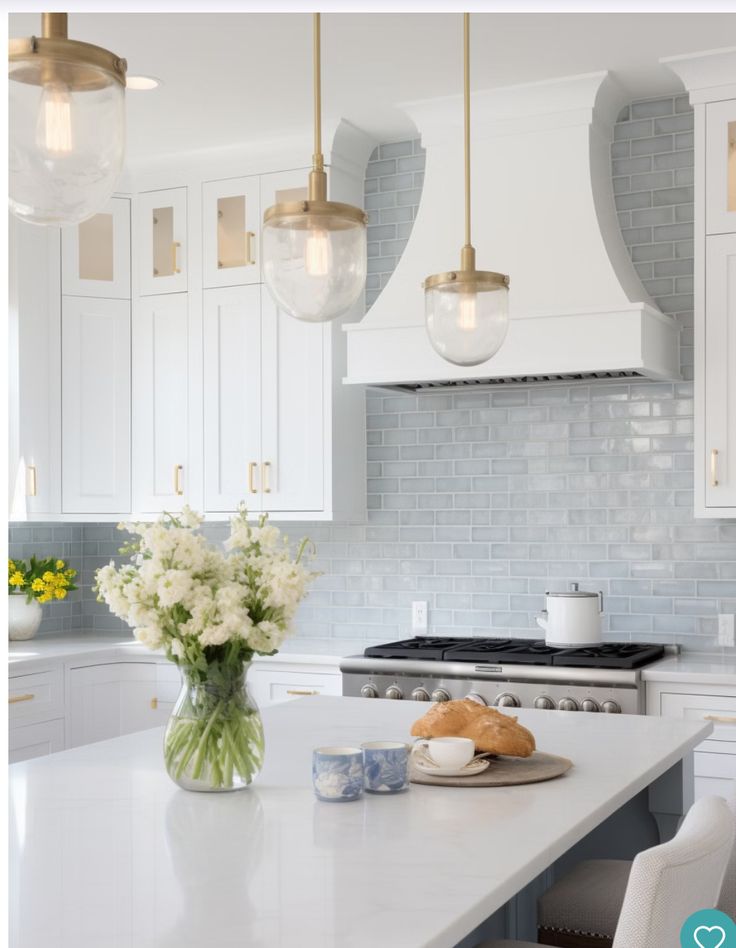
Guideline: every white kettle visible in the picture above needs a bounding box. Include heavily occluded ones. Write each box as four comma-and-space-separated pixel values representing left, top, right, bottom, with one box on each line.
536, 583, 604, 647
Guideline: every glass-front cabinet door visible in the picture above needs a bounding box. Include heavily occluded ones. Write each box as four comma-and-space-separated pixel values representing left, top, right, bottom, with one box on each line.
706, 99, 736, 236
202, 176, 261, 288
61, 196, 130, 299
137, 187, 188, 295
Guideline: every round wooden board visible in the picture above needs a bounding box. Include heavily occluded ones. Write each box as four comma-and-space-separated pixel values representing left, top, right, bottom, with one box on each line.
410, 751, 573, 788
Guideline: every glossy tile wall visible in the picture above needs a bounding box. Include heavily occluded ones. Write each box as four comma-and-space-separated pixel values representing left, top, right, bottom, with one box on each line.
10, 96, 735, 654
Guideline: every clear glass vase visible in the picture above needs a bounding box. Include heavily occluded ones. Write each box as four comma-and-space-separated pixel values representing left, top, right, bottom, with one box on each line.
164, 662, 264, 792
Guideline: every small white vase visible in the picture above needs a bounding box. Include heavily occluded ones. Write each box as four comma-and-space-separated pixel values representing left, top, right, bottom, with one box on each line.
8, 595, 42, 641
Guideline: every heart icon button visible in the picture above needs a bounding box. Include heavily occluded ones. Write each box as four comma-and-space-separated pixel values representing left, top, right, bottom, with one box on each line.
693, 925, 726, 948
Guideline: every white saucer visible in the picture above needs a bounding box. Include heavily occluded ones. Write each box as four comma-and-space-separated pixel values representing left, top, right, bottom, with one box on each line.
412, 756, 491, 778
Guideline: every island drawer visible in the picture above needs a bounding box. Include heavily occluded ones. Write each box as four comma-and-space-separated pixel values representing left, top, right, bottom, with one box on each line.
8, 668, 64, 725
248, 668, 341, 709
9, 718, 65, 763
659, 692, 736, 754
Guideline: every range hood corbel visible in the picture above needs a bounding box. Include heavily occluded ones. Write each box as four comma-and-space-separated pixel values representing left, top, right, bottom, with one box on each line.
344, 71, 681, 391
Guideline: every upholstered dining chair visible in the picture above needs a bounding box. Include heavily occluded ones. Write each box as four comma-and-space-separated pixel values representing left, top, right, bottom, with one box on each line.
479, 794, 735, 948
530, 781, 736, 947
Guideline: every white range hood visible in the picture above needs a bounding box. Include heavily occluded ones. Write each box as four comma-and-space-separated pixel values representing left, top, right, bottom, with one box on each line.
344, 71, 681, 391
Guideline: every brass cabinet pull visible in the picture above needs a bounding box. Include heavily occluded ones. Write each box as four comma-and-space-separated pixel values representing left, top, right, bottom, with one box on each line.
704, 714, 736, 724
172, 241, 181, 275
248, 461, 258, 494
245, 231, 256, 266
150, 697, 158, 710
9, 693, 35, 704
263, 461, 272, 494
286, 689, 319, 696
174, 464, 184, 496
711, 449, 719, 487
26, 465, 37, 497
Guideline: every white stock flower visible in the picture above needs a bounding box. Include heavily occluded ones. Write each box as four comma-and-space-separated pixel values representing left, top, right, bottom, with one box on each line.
134, 626, 164, 650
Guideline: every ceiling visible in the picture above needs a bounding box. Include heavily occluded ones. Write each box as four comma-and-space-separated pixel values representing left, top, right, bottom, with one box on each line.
10, 11, 736, 164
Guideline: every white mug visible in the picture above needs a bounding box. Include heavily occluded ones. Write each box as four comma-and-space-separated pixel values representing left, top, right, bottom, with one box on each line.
413, 736, 475, 770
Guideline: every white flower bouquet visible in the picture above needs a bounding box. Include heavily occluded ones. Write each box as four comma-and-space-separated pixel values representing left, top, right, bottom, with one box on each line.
95, 505, 315, 791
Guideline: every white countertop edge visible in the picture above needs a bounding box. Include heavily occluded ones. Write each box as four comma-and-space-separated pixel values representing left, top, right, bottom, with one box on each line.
642, 653, 736, 687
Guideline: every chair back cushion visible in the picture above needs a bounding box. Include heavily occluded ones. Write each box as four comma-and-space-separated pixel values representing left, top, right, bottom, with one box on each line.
613, 796, 734, 948
716, 780, 736, 919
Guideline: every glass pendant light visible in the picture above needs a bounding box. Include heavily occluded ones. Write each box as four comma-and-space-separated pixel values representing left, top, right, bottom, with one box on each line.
424, 13, 510, 367
9, 12, 127, 226
262, 13, 367, 323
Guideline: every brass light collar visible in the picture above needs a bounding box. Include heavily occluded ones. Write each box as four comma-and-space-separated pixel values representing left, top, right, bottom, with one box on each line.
9, 35, 127, 90
264, 199, 368, 230
423, 269, 510, 292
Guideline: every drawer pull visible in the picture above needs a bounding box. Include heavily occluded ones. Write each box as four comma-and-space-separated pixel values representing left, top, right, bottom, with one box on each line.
704, 714, 736, 725
27, 464, 37, 497
245, 231, 256, 266
263, 460, 272, 494
174, 464, 184, 496
711, 448, 719, 487
9, 693, 35, 704
286, 689, 319, 696
150, 697, 158, 710
248, 461, 258, 494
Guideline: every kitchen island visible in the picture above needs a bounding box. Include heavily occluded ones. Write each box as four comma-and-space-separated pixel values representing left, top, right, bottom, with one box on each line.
9, 696, 710, 948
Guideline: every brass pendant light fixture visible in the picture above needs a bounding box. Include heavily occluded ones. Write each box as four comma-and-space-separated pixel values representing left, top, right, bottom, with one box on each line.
9, 12, 127, 226
424, 13, 510, 367
262, 13, 368, 324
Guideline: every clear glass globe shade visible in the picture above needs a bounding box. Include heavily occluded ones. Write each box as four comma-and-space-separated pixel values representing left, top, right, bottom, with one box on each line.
425, 282, 509, 367
262, 214, 367, 323
9, 62, 125, 226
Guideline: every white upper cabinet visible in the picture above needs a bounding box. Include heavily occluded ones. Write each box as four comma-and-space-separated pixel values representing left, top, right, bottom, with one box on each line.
61, 297, 131, 514
61, 197, 131, 299
132, 294, 191, 513
261, 291, 325, 513
706, 99, 736, 236
203, 285, 263, 512
202, 176, 261, 288
137, 187, 188, 295
703, 233, 736, 508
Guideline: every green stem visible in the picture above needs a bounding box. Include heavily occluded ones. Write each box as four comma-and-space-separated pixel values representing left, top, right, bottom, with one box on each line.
191, 701, 223, 781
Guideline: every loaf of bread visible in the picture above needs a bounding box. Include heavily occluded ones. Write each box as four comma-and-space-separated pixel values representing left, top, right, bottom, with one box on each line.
410, 698, 536, 758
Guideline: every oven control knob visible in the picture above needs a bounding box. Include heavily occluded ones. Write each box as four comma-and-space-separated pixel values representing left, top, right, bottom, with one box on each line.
385, 685, 403, 700
602, 700, 621, 714
558, 697, 579, 712
534, 696, 555, 710
466, 692, 487, 706
495, 693, 520, 708
430, 688, 452, 703
581, 698, 600, 713
410, 687, 431, 702
360, 683, 379, 699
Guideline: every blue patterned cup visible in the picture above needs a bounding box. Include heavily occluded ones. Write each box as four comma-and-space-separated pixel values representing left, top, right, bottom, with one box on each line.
361, 741, 411, 794
312, 746, 364, 802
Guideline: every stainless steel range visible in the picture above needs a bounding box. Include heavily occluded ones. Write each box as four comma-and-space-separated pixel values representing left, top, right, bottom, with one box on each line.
340, 637, 669, 715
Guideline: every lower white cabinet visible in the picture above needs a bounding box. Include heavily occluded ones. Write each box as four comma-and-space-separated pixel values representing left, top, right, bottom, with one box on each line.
248, 661, 342, 710
69, 662, 181, 748
9, 719, 65, 764
647, 682, 736, 801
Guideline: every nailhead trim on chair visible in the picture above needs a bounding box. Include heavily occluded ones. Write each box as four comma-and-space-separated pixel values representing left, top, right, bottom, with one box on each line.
538, 927, 614, 948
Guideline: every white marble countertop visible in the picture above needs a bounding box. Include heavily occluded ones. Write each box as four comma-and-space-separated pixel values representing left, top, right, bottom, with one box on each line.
8, 631, 373, 675
9, 696, 710, 948
642, 653, 736, 688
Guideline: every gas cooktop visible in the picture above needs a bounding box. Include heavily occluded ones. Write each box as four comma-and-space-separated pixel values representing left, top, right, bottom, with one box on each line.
363, 636, 665, 670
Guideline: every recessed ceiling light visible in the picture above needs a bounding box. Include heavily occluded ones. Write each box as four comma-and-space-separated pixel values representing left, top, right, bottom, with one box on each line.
126, 75, 161, 91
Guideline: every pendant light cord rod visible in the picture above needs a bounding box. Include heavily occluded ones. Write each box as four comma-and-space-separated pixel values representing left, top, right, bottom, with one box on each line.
313, 12, 324, 172
463, 11, 471, 252
42, 12, 68, 39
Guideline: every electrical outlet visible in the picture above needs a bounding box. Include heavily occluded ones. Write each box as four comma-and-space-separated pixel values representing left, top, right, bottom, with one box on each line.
718, 614, 735, 647
412, 601, 428, 633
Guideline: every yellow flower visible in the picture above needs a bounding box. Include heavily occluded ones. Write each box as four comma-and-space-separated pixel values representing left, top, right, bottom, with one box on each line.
55, 560, 65, 570
31, 578, 45, 592
38, 592, 52, 603
8, 559, 16, 572
54, 588, 67, 600
65, 568, 77, 578
9, 571, 25, 587
42, 571, 55, 583
55, 575, 69, 587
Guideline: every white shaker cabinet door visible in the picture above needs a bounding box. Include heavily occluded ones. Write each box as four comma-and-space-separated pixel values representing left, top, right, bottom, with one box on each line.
9, 719, 65, 763
202, 175, 261, 288
61, 296, 131, 514
68, 663, 170, 748
706, 99, 736, 237
704, 233, 736, 508
203, 285, 263, 512
261, 291, 325, 513
137, 187, 188, 296
133, 294, 190, 513
61, 196, 131, 299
